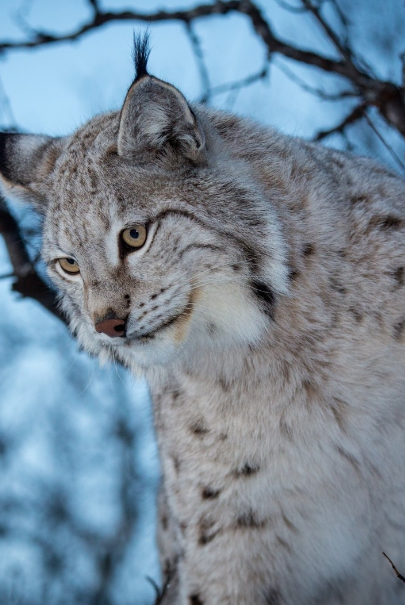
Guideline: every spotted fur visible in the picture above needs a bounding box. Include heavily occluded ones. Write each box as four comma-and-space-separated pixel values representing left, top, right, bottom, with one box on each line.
1, 40, 405, 604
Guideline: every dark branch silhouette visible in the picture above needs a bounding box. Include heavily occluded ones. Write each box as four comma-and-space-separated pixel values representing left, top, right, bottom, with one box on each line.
0, 194, 63, 320
383, 552, 405, 584
0, 1, 404, 135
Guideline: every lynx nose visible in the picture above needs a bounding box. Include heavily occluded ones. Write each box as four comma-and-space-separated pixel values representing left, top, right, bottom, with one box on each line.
95, 318, 126, 338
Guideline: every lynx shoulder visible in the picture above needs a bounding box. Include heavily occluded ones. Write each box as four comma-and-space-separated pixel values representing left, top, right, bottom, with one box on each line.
1, 37, 405, 605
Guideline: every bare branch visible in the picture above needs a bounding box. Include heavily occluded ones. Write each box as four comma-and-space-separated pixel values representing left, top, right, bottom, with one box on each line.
275, 58, 358, 100
185, 22, 211, 104
202, 61, 269, 102
400, 50, 405, 91
300, 0, 355, 64
273, 0, 306, 13
383, 552, 405, 584
87, 0, 100, 13
0, 195, 63, 320
0, 76, 18, 129
363, 112, 405, 173
313, 102, 366, 140
0, 1, 403, 137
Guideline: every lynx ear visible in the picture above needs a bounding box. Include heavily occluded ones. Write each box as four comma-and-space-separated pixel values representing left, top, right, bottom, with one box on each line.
118, 76, 205, 165
0, 132, 62, 210
118, 35, 205, 165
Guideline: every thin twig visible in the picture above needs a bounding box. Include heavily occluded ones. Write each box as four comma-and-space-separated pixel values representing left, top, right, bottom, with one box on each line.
314, 102, 366, 140
0, 1, 403, 136
201, 61, 269, 101
276, 58, 358, 100
383, 552, 405, 583
300, 0, 355, 65
274, 0, 306, 13
185, 22, 211, 103
363, 112, 405, 173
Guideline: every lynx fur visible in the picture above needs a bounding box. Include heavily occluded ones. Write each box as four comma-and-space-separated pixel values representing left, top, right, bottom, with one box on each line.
1, 38, 405, 605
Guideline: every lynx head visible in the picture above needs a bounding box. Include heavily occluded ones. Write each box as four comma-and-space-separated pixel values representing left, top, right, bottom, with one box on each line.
0, 36, 289, 372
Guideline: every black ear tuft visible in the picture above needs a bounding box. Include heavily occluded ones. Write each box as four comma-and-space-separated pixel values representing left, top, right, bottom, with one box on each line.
133, 32, 151, 82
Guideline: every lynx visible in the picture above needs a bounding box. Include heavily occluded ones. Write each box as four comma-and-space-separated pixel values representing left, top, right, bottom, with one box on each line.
1, 37, 405, 605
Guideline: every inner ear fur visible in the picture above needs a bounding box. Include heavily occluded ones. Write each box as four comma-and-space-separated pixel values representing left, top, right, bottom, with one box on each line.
0, 132, 62, 209
117, 75, 206, 165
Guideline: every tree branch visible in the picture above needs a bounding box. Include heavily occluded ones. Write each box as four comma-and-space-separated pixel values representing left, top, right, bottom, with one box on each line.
0, 196, 63, 320
313, 102, 366, 140
383, 552, 405, 584
1, 1, 404, 137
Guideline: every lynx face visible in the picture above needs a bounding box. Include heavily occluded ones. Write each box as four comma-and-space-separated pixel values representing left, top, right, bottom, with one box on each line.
40, 130, 284, 369
0, 98, 288, 371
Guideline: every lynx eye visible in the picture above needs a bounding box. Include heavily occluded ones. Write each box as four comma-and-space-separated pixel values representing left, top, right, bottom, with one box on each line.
121, 225, 147, 249
58, 257, 80, 274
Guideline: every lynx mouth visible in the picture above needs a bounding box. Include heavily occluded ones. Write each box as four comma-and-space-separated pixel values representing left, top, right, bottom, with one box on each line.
125, 296, 194, 344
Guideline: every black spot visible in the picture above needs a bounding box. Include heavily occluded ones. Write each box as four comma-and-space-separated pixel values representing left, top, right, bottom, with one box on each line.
124, 294, 130, 300
265, 588, 281, 605
244, 245, 261, 274
302, 243, 314, 256
171, 389, 182, 403
172, 455, 181, 473
151, 292, 159, 300
164, 558, 171, 576
392, 267, 404, 288
380, 216, 403, 230
350, 195, 368, 205
232, 263, 241, 272
190, 421, 209, 436
198, 531, 218, 546
329, 278, 346, 295
207, 322, 217, 335
189, 595, 204, 605
198, 518, 219, 545
236, 510, 266, 528
218, 376, 230, 391
369, 215, 403, 231
250, 280, 276, 318
235, 463, 260, 477
287, 265, 299, 281
393, 319, 405, 340
348, 307, 363, 323
302, 379, 318, 397
201, 487, 221, 500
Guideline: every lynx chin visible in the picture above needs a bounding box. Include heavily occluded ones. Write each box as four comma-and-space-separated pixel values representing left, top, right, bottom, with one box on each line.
1, 36, 405, 605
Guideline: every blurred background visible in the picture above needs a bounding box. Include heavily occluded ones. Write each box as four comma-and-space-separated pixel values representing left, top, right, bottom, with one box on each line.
0, 0, 405, 603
